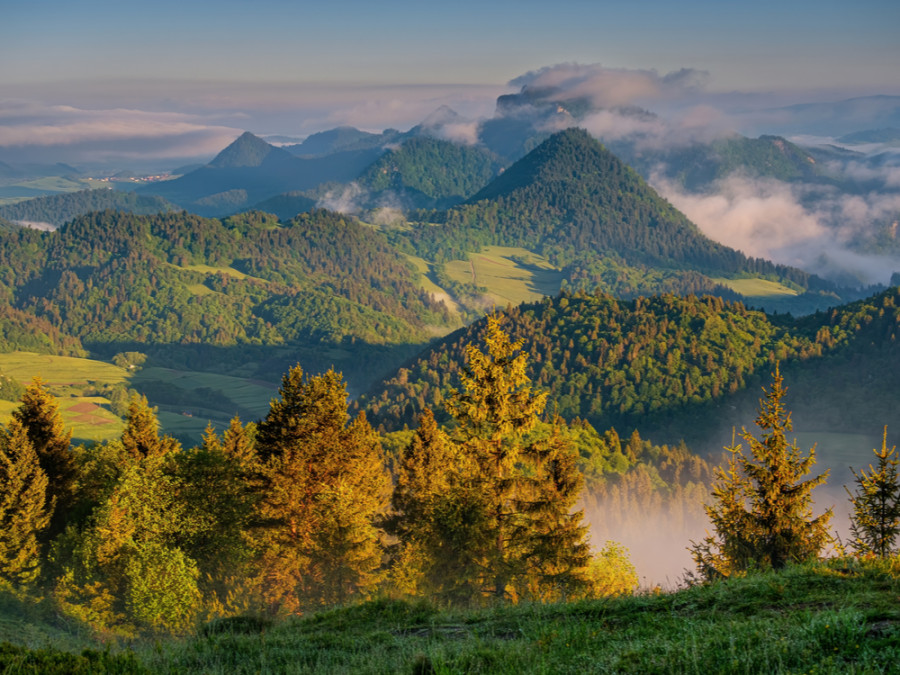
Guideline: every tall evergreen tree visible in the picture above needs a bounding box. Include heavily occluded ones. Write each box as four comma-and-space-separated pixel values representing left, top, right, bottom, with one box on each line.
11, 378, 75, 540
445, 315, 591, 600
846, 427, 900, 558
253, 366, 389, 613
385, 409, 486, 601
121, 394, 179, 459
692, 365, 831, 578
0, 419, 50, 588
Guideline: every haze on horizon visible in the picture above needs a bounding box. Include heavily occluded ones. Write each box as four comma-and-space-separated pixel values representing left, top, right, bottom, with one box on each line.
1, 0, 899, 167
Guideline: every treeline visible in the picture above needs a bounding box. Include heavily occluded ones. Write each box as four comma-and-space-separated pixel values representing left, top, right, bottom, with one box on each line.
2, 323, 710, 636
0, 209, 450, 353
358, 286, 900, 438
0, 189, 175, 227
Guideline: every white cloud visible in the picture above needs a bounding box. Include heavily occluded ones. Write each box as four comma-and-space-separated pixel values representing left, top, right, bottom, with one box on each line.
654, 172, 900, 285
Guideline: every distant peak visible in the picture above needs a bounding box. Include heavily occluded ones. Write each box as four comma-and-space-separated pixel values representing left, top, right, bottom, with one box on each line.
208, 132, 276, 169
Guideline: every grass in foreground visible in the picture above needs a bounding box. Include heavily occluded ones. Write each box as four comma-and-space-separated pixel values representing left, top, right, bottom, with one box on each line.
5, 560, 897, 674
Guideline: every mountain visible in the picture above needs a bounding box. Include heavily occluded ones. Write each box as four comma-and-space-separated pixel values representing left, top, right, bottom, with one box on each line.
140, 133, 386, 216
613, 134, 827, 193
355, 136, 500, 209
285, 127, 403, 157
357, 285, 900, 454
207, 131, 290, 168
0, 188, 176, 227
398, 128, 848, 310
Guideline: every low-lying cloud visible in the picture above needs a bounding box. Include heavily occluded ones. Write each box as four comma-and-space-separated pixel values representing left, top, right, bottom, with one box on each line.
655, 172, 900, 285
0, 100, 243, 167
509, 63, 710, 109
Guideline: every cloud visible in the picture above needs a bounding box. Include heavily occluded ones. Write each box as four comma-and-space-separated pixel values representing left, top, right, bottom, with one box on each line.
0, 100, 243, 166
316, 182, 366, 214
654, 172, 900, 285
508, 63, 710, 109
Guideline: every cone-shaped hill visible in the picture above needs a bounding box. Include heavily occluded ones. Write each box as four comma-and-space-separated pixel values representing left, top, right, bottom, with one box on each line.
404, 128, 827, 294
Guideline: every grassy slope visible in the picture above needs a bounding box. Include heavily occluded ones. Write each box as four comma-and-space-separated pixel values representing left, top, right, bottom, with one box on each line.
0, 352, 278, 444
443, 246, 564, 308
4, 561, 898, 673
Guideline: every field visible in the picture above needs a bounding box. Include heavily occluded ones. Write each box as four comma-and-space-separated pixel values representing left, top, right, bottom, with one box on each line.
0, 352, 278, 445
711, 277, 801, 298
405, 254, 464, 320
444, 246, 564, 308
0, 352, 128, 442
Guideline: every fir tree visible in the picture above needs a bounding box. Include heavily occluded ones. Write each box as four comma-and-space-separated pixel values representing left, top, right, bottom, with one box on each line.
691, 365, 831, 578
845, 427, 900, 558
0, 419, 51, 587
11, 378, 75, 540
385, 409, 486, 601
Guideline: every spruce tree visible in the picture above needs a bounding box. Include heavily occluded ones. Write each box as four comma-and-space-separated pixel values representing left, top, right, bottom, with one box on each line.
11, 378, 75, 540
0, 419, 51, 587
691, 365, 831, 578
846, 427, 900, 558
121, 394, 179, 459
385, 409, 486, 601
446, 315, 591, 600
253, 367, 389, 613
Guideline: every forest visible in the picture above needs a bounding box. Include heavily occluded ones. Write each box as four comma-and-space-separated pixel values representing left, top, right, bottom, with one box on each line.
1, 315, 896, 638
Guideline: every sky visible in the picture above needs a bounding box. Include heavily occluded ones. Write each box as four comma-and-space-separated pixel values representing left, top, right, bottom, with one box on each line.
2, 0, 899, 166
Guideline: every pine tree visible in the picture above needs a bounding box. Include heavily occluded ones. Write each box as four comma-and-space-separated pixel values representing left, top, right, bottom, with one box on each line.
0, 419, 51, 587
691, 365, 831, 578
845, 426, 900, 558
253, 367, 389, 613
11, 378, 74, 540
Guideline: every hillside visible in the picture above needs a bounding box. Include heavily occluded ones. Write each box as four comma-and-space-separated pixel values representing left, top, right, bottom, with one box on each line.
398, 128, 849, 313
0, 188, 175, 227
2, 561, 897, 673
0, 209, 451, 386
358, 285, 900, 452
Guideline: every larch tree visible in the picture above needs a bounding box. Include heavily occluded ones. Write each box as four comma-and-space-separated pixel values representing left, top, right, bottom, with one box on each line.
253, 366, 389, 613
0, 418, 51, 588
691, 364, 831, 578
845, 426, 900, 558
11, 378, 75, 541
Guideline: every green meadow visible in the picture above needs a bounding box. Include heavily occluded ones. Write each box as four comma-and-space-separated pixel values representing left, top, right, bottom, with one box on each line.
444, 246, 564, 308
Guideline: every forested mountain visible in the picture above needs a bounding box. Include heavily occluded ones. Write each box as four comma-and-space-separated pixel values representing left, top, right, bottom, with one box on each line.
285, 126, 403, 157
355, 137, 500, 208
140, 133, 386, 216
613, 135, 827, 192
0, 188, 175, 227
396, 129, 847, 310
358, 285, 900, 450
0, 209, 450, 378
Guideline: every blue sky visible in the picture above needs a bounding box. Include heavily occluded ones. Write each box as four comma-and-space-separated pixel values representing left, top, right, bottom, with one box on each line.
2, 0, 899, 164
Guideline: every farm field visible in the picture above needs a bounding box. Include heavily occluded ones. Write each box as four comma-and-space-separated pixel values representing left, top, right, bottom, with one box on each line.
444, 246, 564, 308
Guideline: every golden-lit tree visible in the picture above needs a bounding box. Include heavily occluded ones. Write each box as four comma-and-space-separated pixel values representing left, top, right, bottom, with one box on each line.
12, 378, 74, 540
692, 365, 831, 578
253, 367, 389, 613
